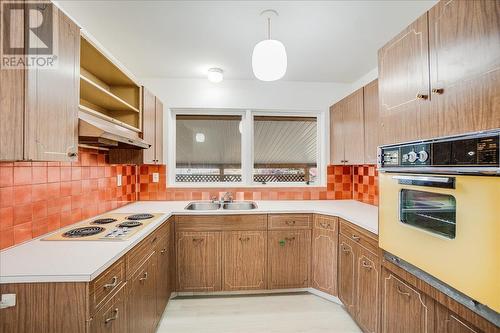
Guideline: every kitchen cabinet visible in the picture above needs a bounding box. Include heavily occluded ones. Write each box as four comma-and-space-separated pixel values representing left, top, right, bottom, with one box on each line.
378, 12, 434, 145
363, 79, 379, 164
176, 231, 222, 292
268, 229, 311, 289
222, 231, 267, 291
142, 88, 164, 164
435, 303, 480, 333
428, 0, 500, 136
338, 234, 357, 315
330, 88, 365, 164
90, 284, 127, 333
0, 2, 80, 162
356, 245, 379, 333
155, 224, 172, 318
128, 253, 158, 333
381, 267, 435, 333
311, 215, 338, 296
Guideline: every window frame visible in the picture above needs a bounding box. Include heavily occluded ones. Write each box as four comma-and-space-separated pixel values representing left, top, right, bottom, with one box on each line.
167, 108, 326, 188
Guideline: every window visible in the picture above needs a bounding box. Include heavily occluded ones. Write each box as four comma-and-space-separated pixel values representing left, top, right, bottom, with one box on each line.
169, 110, 324, 187
253, 116, 317, 184
175, 115, 242, 183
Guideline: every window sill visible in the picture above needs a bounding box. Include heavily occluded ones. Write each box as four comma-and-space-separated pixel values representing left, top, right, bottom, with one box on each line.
167, 182, 326, 189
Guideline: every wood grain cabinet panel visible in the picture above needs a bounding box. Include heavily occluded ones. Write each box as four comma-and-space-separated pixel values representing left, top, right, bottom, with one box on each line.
90, 284, 127, 333
268, 214, 311, 230
381, 268, 434, 333
155, 230, 171, 318
222, 231, 267, 291
154, 97, 164, 163
176, 231, 222, 292
436, 304, 481, 333
89, 258, 125, 313
24, 6, 80, 161
311, 215, 338, 295
363, 79, 380, 164
268, 230, 311, 289
343, 88, 365, 164
338, 234, 357, 316
428, 0, 500, 136
142, 88, 156, 164
356, 246, 379, 333
330, 102, 345, 164
378, 13, 435, 145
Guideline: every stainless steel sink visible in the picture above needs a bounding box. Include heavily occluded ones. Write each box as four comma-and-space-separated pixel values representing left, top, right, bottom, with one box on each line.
184, 202, 221, 210
222, 201, 258, 210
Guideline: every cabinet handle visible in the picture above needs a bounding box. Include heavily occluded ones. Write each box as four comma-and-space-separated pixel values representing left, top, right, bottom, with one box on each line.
284, 237, 295, 241
285, 220, 296, 226
139, 272, 148, 282
104, 308, 119, 324
416, 94, 428, 100
431, 88, 444, 95
192, 238, 204, 242
160, 248, 167, 254
103, 276, 118, 289
319, 222, 330, 229
361, 261, 372, 269
239, 237, 250, 241
351, 235, 360, 241
396, 285, 411, 297
341, 246, 350, 253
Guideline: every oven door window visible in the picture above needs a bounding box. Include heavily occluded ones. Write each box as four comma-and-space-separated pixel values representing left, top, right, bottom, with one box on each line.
400, 189, 456, 239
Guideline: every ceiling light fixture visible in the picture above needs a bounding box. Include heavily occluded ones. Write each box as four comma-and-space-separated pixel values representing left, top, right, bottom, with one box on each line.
252, 9, 287, 81
207, 68, 223, 83
195, 133, 205, 143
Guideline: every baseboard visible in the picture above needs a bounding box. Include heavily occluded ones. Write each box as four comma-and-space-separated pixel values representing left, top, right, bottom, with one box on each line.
307, 288, 343, 305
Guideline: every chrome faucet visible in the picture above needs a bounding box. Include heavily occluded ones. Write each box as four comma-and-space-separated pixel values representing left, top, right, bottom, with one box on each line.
221, 192, 233, 203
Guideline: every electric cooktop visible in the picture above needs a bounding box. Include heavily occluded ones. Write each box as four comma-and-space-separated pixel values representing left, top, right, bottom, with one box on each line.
42, 213, 163, 241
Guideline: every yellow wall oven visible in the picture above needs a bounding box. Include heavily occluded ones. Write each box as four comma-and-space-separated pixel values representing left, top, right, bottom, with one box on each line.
378, 130, 500, 313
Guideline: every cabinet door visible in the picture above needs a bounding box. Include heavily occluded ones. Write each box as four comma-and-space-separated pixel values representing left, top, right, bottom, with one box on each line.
429, 0, 500, 136
330, 103, 345, 164
381, 269, 434, 333
24, 6, 80, 161
155, 234, 170, 318
155, 97, 164, 164
268, 230, 311, 289
90, 286, 127, 333
128, 255, 157, 333
338, 234, 357, 315
222, 231, 266, 291
435, 304, 479, 333
0, 0, 24, 161
142, 88, 156, 164
311, 216, 338, 295
363, 79, 379, 164
343, 88, 365, 164
378, 13, 435, 145
176, 231, 221, 292
356, 246, 379, 333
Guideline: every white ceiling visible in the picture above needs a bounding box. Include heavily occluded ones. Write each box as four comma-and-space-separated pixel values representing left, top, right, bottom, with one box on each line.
57, 0, 436, 83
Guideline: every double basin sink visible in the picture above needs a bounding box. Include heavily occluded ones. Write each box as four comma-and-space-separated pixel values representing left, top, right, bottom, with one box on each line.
185, 201, 257, 211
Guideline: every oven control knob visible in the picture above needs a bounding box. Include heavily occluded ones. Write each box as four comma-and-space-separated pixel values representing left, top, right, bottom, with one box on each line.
418, 150, 429, 162
407, 151, 418, 163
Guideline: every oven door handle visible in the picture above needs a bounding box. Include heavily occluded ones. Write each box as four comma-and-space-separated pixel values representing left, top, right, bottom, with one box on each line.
392, 175, 455, 189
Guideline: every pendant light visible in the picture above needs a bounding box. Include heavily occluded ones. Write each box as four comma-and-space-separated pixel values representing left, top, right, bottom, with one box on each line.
252, 9, 287, 81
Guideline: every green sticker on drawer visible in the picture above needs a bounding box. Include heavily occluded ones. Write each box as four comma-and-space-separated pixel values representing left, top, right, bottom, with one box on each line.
279, 239, 286, 247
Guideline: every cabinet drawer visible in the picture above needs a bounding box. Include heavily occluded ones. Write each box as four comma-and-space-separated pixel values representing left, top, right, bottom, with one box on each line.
90, 258, 125, 313
268, 214, 312, 230
339, 219, 378, 255
176, 215, 267, 232
90, 283, 127, 333
314, 215, 337, 231
126, 232, 158, 279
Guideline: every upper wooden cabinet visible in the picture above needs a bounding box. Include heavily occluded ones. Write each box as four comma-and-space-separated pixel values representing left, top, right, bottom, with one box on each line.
330, 88, 365, 165
142, 88, 164, 164
428, 0, 500, 136
363, 79, 379, 164
378, 13, 434, 145
378, 0, 500, 145
0, 2, 80, 162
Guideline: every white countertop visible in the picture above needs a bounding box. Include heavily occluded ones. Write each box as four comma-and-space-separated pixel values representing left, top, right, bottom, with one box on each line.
0, 200, 378, 284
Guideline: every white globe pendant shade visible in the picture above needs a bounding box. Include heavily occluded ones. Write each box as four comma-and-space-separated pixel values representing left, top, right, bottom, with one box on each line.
252, 39, 287, 81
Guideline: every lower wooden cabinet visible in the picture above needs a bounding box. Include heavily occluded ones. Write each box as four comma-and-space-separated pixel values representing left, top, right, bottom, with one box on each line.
356, 246, 380, 333
338, 234, 357, 315
222, 231, 267, 291
176, 231, 222, 292
90, 285, 127, 333
435, 303, 480, 333
155, 229, 172, 318
128, 253, 158, 333
381, 267, 435, 333
268, 230, 311, 289
311, 215, 338, 296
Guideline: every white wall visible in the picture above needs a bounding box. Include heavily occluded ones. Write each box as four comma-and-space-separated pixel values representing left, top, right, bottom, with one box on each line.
140, 78, 351, 113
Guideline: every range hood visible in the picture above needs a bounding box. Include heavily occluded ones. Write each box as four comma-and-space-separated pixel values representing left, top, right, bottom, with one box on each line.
78, 111, 150, 149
